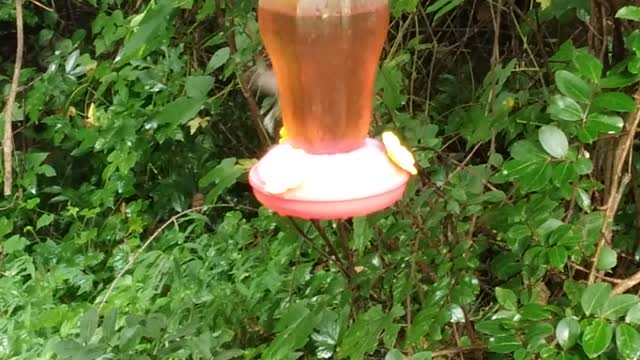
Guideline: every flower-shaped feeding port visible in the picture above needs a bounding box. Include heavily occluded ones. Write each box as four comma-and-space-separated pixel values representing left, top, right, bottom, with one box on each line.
249, 0, 416, 220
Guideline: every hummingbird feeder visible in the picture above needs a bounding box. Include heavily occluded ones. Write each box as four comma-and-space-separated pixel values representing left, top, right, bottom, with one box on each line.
249, 0, 417, 220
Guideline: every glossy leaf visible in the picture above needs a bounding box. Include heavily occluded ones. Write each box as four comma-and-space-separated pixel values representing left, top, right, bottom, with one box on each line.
547, 246, 568, 269
538, 125, 568, 159
573, 50, 602, 81
602, 294, 638, 320
548, 95, 584, 121
496, 287, 518, 311
616, 324, 640, 360
626, 304, 640, 324
555, 70, 592, 103
556, 317, 580, 350
596, 246, 617, 271
581, 282, 611, 316
581, 319, 613, 358
616, 6, 640, 21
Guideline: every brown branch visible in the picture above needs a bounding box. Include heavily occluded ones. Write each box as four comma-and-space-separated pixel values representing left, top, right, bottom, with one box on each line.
588, 89, 640, 284
215, 0, 270, 148
431, 345, 485, 358
3, 0, 24, 196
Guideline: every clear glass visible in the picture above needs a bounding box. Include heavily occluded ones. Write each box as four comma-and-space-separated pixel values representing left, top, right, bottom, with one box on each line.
258, 0, 389, 154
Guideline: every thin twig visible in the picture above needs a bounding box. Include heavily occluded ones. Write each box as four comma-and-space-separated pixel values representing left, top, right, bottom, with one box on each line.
431, 345, 485, 358
588, 90, 640, 284
3, 0, 24, 196
287, 217, 350, 277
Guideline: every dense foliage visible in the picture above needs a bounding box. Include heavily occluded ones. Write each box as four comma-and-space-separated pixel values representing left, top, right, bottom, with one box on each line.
1, 0, 640, 359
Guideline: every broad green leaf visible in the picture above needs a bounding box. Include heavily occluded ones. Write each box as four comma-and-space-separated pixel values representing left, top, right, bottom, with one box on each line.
185, 76, 214, 99
596, 246, 617, 271
627, 304, 640, 325
488, 334, 522, 353
79, 307, 99, 345
385, 349, 405, 360
556, 317, 580, 350
592, 92, 636, 112
116, 1, 175, 63
36, 213, 54, 230
581, 319, 613, 358
616, 6, 640, 21
3, 235, 28, 254
575, 157, 593, 175
155, 97, 205, 126
206, 47, 230, 74
588, 113, 624, 133
547, 246, 568, 269
496, 287, 518, 311
576, 188, 591, 212
521, 304, 553, 321
573, 50, 602, 81
555, 70, 593, 103
526, 322, 554, 346
600, 72, 640, 88
548, 95, 583, 121
538, 125, 568, 159
581, 282, 611, 316
601, 294, 638, 320
552, 162, 578, 187
616, 323, 640, 360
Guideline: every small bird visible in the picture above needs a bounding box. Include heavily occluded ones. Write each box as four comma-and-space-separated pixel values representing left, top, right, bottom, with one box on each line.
246, 55, 282, 137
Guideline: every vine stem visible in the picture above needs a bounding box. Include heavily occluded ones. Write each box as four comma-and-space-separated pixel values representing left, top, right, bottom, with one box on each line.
3, 0, 24, 196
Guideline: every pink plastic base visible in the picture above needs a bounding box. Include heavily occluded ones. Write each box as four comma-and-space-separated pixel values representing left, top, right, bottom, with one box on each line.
249, 138, 410, 220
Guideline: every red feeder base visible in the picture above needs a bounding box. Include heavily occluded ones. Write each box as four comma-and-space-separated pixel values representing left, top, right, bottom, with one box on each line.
248, 138, 410, 220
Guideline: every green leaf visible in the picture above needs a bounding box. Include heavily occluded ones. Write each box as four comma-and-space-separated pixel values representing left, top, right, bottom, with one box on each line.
102, 308, 118, 342
616, 6, 640, 21
592, 92, 636, 112
587, 113, 624, 134
36, 213, 54, 230
185, 76, 214, 99
555, 317, 580, 350
576, 188, 591, 212
410, 352, 432, 360
495, 287, 519, 311
521, 304, 553, 321
206, 47, 230, 74
616, 324, 640, 360
488, 334, 522, 353
547, 246, 568, 269
601, 294, 638, 320
3, 235, 28, 254
555, 70, 593, 103
575, 157, 593, 175
385, 349, 405, 360
596, 246, 617, 271
581, 319, 613, 358
352, 217, 373, 254
626, 304, 640, 324
538, 125, 569, 159
79, 307, 99, 345
548, 95, 584, 121
155, 97, 205, 126
262, 303, 317, 359
116, 1, 175, 63
600, 72, 640, 88
581, 282, 611, 316
573, 50, 602, 81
